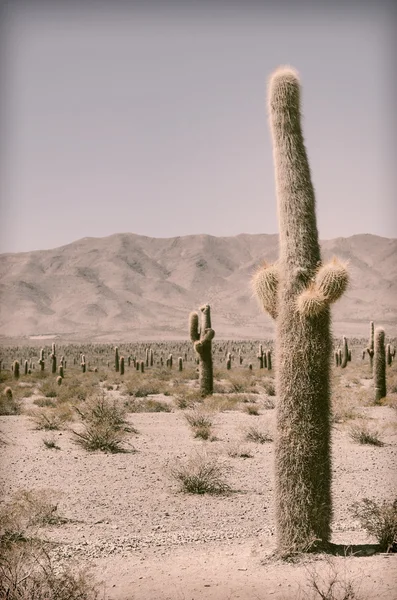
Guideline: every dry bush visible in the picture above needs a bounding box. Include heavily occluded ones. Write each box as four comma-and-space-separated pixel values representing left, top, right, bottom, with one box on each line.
72, 395, 136, 453
124, 376, 163, 397
125, 398, 171, 413
173, 388, 204, 409
43, 435, 61, 450
226, 443, 253, 459
0, 489, 66, 543
351, 498, 397, 552
244, 425, 273, 444
29, 405, 73, 431
38, 380, 58, 398
300, 557, 364, 600
331, 393, 357, 424
0, 540, 102, 600
348, 422, 384, 446
185, 409, 215, 440
202, 394, 241, 412
243, 403, 260, 416
170, 451, 232, 495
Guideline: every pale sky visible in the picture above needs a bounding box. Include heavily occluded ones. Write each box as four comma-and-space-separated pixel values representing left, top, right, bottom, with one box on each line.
0, 0, 396, 253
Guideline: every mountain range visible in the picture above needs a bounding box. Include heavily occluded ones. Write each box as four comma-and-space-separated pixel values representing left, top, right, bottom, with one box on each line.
0, 233, 396, 342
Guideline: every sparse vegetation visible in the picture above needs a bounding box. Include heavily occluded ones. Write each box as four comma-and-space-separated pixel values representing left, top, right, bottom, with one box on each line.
351, 497, 397, 552
244, 425, 273, 444
348, 422, 384, 446
171, 452, 232, 495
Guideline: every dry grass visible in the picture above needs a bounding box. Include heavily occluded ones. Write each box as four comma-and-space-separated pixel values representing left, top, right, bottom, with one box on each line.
170, 451, 232, 495
348, 422, 384, 446
244, 425, 273, 444
351, 497, 397, 552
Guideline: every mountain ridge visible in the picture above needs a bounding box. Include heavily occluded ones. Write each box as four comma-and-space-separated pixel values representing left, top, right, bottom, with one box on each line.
0, 232, 396, 342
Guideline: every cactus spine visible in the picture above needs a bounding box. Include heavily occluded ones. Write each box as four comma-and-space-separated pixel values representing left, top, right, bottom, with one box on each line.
189, 305, 215, 397
374, 327, 386, 402
252, 67, 348, 554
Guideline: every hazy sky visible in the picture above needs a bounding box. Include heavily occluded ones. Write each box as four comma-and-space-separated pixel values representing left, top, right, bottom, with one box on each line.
1, 0, 396, 253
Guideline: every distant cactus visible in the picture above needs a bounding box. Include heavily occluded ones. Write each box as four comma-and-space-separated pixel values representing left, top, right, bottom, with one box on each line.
58, 365, 64, 378
81, 355, 86, 373
340, 336, 349, 369
13, 361, 20, 379
4, 387, 12, 400
178, 357, 183, 371
140, 361, 145, 373
115, 347, 120, 372
335, 351, 339, 367
168, 354, 173, 369
386, 344, 392, 366
24, 360, 28, 376
252, 67, 348, 554
226, 356, 232, 370
145, 348, 149, 367
266, 350, 272, 371
366, 321, 375, 367
38, 348, 45, 371
150, 349, 154, 367
120, 356, 125, 375
189, 304, 215, 397
57, 376, 62, 386
374, 327, 386, 402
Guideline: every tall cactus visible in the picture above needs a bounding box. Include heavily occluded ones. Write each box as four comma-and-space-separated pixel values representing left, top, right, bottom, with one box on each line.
340, 336, 349, 369
115, 347, 120, 372
374, 327, 386, 402
252, 67, 348, 554
189, 304, 215, 397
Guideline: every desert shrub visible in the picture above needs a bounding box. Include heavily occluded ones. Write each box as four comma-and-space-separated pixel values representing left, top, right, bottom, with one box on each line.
38, 380, 58, 398
245, 425, 273, 444
261, 396, 276, 410
331, 393, 357, 423
72, 423, 131, 453
227, 443, 253, 459
348, 422, 384, 446
0, 540, 102, 600
124, 378, 163, 397
202, 394, 241, 412
33, 397, 57, 408
43, 435, 61, 450
170, 452, 232, 495
300, 557, 363, 600
351, 498, 397, 552
0, 489, 66, 540
173, 388, 204, 409
243, 404, 260, 416
261, 380, 276, 396
225, 373, 257, 394
125, 398, 171, 413
29, 407, 72, 431
72, 396, 136, 453
185, 410, 215, 440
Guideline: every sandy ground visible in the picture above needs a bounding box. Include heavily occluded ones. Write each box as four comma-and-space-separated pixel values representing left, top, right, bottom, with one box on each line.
1, 395, 397, 599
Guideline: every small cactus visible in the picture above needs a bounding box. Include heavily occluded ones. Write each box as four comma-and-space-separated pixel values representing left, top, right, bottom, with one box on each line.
115, 347, 120, 372
81, 355, 86, 373
120, 356, 125, 376
366, 321, 375, 368
374, 327, 386, 402
56, 376, 62, 386
38, 348, 45, 371
13, 361, 20, 379
4, 386, 13, 400
58, 365, 64, 378
178, 357, 183, 371
340, 336, 349, 369
140, 361, 145, 373
24, 360, 28, 376
189, 304, 215, 397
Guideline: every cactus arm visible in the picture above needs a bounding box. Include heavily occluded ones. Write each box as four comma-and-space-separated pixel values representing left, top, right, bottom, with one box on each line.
252, 263, 279, 319
189, 312, 200, 342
